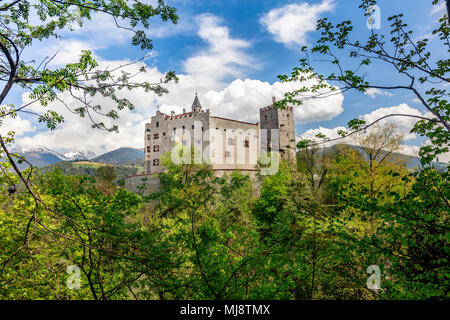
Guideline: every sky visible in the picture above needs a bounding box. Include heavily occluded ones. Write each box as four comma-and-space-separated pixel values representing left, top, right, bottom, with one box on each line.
1, 0, 448, 161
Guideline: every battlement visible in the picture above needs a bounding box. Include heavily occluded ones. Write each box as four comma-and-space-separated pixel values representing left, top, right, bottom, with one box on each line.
259, 105, 293, 112
148, 109, 210, 125
167, 109, 209, 121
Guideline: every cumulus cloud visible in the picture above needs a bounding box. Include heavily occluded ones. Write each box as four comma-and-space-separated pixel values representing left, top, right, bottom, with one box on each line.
296, 126, 348, 147
360, 103, 427, 140
364, 88, 393, 99
183, 14, 256, 88
0, 113, 35, 137
157, 76, 344, 124
260, 0, 335, 46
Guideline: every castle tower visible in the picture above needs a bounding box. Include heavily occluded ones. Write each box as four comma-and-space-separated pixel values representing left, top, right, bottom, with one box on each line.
259, 97, 296, 161
192, 93, 202, 113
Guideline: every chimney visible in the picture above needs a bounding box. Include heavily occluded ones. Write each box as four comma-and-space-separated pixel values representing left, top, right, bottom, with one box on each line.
171, 111, 175, 117
183, 108, 186, 114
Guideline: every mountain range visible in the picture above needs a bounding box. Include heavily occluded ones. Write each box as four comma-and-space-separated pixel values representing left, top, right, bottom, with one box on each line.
10, 146, 143, 169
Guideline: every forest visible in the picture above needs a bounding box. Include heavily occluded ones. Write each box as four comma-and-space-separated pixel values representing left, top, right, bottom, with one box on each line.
0, 123, 448, 299
0, 0, 448, 300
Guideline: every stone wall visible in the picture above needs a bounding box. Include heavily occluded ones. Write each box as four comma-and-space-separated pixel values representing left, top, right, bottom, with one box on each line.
124, 173, 160, 195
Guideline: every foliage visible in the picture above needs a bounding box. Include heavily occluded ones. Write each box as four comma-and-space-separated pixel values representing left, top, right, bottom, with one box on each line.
275, 0, 449, 165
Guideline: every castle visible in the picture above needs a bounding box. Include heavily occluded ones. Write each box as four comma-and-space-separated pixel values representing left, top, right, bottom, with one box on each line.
125, 94, 296, 191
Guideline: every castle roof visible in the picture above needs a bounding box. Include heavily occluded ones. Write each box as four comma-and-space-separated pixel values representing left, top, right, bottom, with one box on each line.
192, 93, 202, 109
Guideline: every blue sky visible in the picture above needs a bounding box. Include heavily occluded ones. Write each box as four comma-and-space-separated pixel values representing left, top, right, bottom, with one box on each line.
2, 0, 448, 160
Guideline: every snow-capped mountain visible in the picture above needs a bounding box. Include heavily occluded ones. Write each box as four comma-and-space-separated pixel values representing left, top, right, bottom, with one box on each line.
20, 145, 64, 158
10, 146, 97, 169
61, 151, 97, 162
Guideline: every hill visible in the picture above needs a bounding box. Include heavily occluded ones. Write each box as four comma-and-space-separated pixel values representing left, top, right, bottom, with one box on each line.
297, 144, 447, 170
91, 147, 144, 164
41, 159, 145, 183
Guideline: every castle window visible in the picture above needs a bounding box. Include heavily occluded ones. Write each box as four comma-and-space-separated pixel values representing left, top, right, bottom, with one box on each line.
192, 125, 194, 129
228, 138, 235, 145
264, 115, 267, 120
244, 140, 249, 148
146, 134, 150, 141
202, 127, 204, 131
153, 145, 159, 152
163, 132, 166, 137
154, 133, 159, 139
146, 146, 151, 153
153, 159, 159, 166
225, 151, 231, 157
182, 126, 185, 133
156, 122, 159, 127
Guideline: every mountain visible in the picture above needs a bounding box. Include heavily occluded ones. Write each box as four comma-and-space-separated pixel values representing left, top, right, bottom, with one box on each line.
298, 144, 447, 170
12, 146, 65, 169
91, 147, 144, 164
9, 146, 97, 169
7, 146, 142, 169
61, 151, 96, 162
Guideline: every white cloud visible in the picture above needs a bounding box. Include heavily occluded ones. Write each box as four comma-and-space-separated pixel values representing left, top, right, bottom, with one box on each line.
364, 88, 393, 99
155, 76, 344, 124
0, 113, 35, 137
183, 14, 256, 89
260, 0, 335, 46
360, 103, 426, 140
297, 125, 348, 147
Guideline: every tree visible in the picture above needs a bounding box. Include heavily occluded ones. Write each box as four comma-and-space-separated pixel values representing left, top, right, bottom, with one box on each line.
351, 123, 406, 196
296, 143, 336, 202
144, 155, 259, 299
276, 0, 449, 166
0, 168, 176, 299
96, 165, 117, 183
0, 0, 179, 289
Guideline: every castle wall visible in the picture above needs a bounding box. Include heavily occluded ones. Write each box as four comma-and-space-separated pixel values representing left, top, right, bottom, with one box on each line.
125, 173, 160, 195
208, 117, 259, 171
129, 95, 297, 194
145, 109, 211, 174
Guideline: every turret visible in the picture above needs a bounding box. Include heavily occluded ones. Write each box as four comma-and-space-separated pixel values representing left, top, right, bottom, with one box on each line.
192, 93, 202, 113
